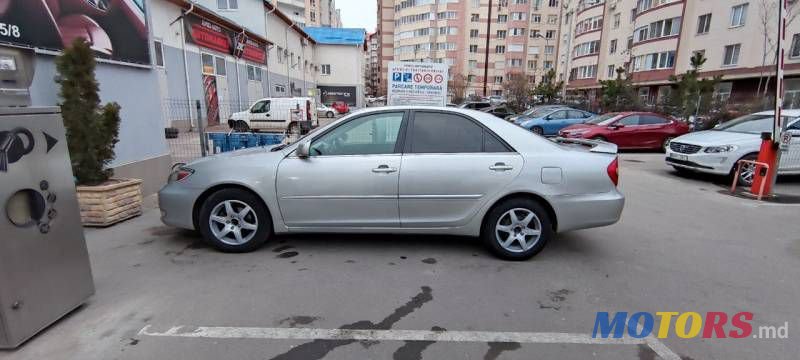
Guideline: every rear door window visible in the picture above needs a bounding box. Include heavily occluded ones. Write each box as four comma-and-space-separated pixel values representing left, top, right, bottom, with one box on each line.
618, 115, 641, 126
641, 115, 668, 125
567, 110, 586, 119
548, 110, 567, 120
409, 112, 483, 153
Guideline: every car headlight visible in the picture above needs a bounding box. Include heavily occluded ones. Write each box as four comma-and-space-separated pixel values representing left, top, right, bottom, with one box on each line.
168, 166, 195, 183
703, 145, 738, 153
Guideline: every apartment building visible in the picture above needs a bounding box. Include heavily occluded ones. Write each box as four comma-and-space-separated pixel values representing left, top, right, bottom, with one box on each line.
365, 32, 381, 95
556, 0, 800, 107
271, 0, 342, 27
377, 0, 562, 98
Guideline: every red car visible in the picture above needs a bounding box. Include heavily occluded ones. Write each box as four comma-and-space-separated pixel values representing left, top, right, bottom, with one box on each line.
331, 101, 350, 114
559, 112, 689, 151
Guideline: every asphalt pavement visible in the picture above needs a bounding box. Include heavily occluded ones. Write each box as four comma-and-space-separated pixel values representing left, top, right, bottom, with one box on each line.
1, 153, 798, 360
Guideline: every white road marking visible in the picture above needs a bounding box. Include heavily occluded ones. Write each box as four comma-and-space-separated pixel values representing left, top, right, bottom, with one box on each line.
138, 325, 681, 359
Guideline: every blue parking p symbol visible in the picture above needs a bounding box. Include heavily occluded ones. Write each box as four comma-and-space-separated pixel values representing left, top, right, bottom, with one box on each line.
392, 72, 402, 81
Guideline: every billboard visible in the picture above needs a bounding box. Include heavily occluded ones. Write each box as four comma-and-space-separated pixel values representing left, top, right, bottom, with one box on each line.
387, 62, 448, 107
0, 0, 150, 64
184, 15, 267, 64
318, 86, 357, 106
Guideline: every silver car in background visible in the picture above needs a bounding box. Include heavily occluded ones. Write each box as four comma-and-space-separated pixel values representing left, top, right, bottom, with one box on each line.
159, 107, 624, 260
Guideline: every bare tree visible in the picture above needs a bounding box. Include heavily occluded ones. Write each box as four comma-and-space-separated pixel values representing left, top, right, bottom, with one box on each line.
448, 73, 470, 104
503, 72, 532, 111
759, 0, 800, 96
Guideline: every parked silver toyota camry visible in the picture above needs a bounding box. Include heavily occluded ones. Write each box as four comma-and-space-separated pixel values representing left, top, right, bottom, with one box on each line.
159, 106, 624, 260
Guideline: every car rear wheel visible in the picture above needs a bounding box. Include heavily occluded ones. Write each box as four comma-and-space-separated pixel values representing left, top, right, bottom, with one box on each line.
531, 126, 544, 136
285, 122, 302, 144
733, 154, 759, 187
482, 198, 553, 260
326, 111, 334, 118
592, 136, 606, 142
198, 188, 271, 253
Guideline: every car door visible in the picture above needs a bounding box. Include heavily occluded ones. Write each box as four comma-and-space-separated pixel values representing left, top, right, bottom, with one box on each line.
543, 110, 568, 135
604, 115, 641, 148
398, 110, 523, 228
248, 100, 271, 129
779, 120, 800, 172
566, 110, 590, 127
276, 111, 407, 228
638, 114, 671, 148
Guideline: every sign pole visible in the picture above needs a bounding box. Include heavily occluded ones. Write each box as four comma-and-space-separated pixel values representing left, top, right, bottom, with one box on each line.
769, 0, 788, 192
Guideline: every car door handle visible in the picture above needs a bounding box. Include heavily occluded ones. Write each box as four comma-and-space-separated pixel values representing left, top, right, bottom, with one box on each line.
372, 165, 397, 173
489, 162, 513, 171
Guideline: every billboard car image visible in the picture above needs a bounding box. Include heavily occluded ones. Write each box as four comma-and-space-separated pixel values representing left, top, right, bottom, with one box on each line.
0, 0, 150, 64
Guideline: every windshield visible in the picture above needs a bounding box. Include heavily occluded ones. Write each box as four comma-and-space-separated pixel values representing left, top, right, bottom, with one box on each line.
525, 108, 560, 118
714, 114, 794, 134
586, 113, 621, 125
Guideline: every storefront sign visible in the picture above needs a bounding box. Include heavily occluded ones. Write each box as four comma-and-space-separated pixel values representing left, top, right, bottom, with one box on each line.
318, 86, 357, 106
387, 62, 448, 107
0, 0, 150, 64
185, 15, 267, 64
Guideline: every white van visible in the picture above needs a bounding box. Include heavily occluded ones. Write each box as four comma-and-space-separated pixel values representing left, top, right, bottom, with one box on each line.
228, 97, 317, 133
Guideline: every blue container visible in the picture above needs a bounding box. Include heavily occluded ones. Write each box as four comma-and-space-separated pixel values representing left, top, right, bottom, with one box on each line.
207, 133, 228, 153
228, 133, 247, 151
245, 134, 259, 148
259, 133, 284, 146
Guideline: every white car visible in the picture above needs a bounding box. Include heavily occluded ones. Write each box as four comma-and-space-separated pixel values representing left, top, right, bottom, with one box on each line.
316, 104, 339, 118
666, 110, 800, 185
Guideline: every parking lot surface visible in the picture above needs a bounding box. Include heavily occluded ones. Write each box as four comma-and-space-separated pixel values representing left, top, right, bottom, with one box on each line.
1, 154, 798, 360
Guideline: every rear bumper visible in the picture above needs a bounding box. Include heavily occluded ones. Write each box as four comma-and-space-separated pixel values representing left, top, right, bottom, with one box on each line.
158, 183, 204, 230
550, 190, 625, 232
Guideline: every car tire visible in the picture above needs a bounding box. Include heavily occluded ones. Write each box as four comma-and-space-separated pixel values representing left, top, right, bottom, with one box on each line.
591, 136, 607, 142
198, 188, 271, 253
531, 126, 544, 136
731, 153, 759, 187
662, 137, 675, 153
327, 111, 334, 118
482, 198, 554, 261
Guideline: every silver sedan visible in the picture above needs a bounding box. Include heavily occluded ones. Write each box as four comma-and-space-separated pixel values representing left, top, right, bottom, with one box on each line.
159, 106, 624, 260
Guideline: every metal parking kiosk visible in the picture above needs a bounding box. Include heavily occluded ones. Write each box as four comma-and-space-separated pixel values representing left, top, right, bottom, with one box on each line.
0, 47, 94, 348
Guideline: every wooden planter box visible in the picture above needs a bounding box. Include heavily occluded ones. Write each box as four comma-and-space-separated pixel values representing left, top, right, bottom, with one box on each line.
77, 178, 143, 227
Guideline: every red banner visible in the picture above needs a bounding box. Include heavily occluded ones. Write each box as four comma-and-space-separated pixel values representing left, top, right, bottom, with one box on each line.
185, 14, 267, 64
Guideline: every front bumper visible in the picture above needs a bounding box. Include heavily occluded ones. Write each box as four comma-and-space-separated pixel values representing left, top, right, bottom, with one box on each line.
665, 149, 734, 175
550, 190, 625, 232
158, 182, 205, 230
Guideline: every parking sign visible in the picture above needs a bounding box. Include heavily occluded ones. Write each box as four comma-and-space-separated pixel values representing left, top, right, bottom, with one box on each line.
387, 62, 449, 107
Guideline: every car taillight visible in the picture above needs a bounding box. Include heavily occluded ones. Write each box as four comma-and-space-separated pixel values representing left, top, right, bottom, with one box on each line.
169, 167, 194, 183
607, 157, 619, 186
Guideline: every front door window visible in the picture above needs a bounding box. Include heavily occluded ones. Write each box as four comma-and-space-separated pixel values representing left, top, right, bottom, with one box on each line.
310, 112, 404, 156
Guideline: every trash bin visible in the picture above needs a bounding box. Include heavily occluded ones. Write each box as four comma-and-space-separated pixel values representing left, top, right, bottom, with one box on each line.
207, 133, 227, 153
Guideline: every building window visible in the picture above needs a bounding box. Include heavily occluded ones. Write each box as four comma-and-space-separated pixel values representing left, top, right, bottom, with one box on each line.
723, 44, 741, 66
548, 0, 558, 7
532, 14, 541, 23
511, 12, 526, 20
275, 84, 286, 93
469, 44, 479, 53
613, 13, 621, 29
697, 13, 712, 34
276, 47, 284, 64
217, 0, 238, 10
573, 40, 600, 57
544, 45, 554, 55
632, 51, 676, 72
730, 3, 748, 28
494, 76, 503, 84
633, 17, 682, 43
321, 64, 331, 75
530, 30, 540, 38
469, 60, 478, 68
497, 14, 508, 23
570, 65, 597, 80
714, 82, 733, 101
607, 65, 615, 78
545, 30, 555, 39
215, 57, 226, 76
609, 39, 617, 54
791, 34, 800, 58
548, 15, 558, 24
471, 13, 480, 22
470, 29, 479, 38
246, 64, 262, 81
508, 59, 522, 67
497, 30, 507, 39
495, 45, 506, 53
528, 60, 538, 69
510, 28, 526, 36
201, 53, 215, 75
153, 40, 164, 67
508, 44, 523, 52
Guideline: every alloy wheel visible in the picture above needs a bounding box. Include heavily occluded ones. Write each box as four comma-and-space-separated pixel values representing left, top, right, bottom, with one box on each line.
739, 162, 756, 186
495, 208, 542, 253
208, 200, 259, 246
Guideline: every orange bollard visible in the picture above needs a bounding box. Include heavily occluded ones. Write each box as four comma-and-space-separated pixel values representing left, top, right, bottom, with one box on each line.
751, 132, 779, 197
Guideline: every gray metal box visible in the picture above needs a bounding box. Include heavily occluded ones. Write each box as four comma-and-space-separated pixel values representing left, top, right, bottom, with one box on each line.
0, 107, 94, 348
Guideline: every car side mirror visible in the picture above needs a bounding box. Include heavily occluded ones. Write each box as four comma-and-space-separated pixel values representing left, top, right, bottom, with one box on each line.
296, 142, 311, 158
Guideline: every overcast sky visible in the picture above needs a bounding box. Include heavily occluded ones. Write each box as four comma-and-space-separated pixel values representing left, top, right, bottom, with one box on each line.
337, 0, 377, 32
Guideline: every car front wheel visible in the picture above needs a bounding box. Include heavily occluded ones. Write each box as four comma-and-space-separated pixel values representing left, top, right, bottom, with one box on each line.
482, 198, 553, 260
199, 188, 271, 252
531, 126, 544, 136
733, 154, 759, 187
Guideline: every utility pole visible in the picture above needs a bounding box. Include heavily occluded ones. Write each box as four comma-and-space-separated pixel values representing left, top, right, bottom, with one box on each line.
483, 0, 493, 97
